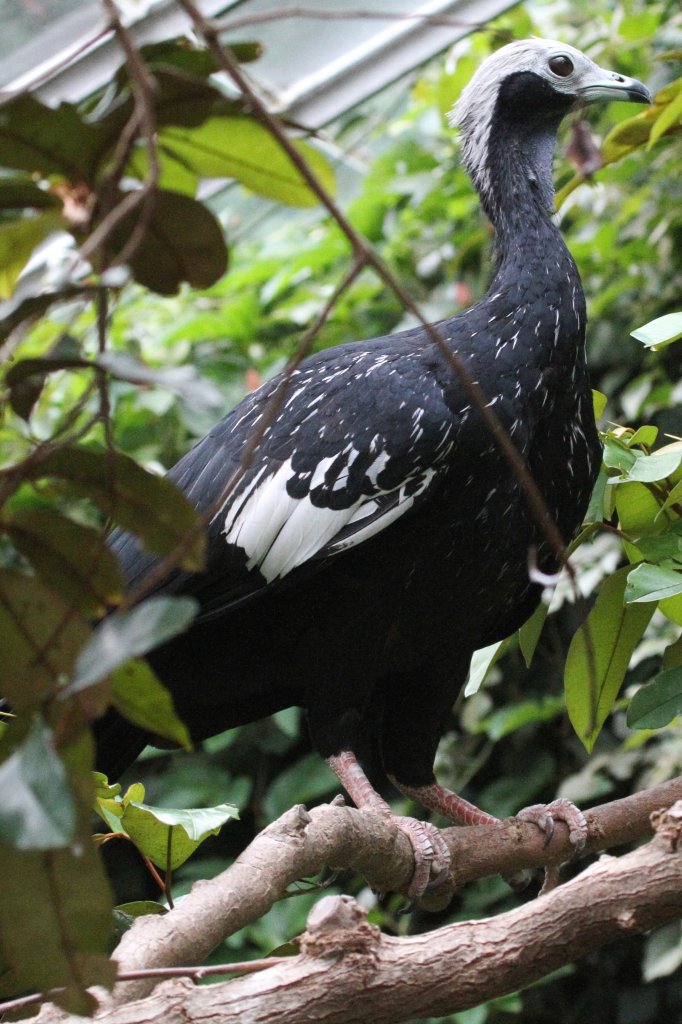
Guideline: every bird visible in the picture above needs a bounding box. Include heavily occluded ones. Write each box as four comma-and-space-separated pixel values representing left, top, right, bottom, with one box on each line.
98, 39, 651, 897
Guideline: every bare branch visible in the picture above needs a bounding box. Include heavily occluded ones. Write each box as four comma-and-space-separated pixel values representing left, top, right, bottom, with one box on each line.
22, 797, 682, 1024
102, 775, 682, 1007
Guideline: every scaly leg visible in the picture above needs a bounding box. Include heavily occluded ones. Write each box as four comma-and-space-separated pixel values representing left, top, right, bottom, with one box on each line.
327, 751, 450, 900
391, 777, 588, 892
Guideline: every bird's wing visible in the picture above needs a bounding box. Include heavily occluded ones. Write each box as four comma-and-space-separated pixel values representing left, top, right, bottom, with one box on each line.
111, 340, 457, 615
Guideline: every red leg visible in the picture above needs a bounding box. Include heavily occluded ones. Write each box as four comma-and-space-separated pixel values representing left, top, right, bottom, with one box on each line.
390, 777, 588, 892
326, 751, 450, 900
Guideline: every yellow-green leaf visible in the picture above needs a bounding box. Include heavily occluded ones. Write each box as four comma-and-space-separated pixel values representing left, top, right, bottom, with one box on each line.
565, 567, 654, 751
110, 660, 191, 751
162, 116, 336, 207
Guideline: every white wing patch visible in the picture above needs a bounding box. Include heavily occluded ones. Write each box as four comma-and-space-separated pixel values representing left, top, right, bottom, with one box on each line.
219, 457, 436, 583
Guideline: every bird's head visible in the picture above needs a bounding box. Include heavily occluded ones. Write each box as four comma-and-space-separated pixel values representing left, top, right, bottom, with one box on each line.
450, 38, 651, 215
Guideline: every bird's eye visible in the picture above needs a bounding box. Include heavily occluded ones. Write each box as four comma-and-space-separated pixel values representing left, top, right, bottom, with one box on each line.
548, 55, 574, 78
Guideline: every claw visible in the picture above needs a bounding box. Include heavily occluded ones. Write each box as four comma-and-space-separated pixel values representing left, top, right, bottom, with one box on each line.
517, 797, 588, 855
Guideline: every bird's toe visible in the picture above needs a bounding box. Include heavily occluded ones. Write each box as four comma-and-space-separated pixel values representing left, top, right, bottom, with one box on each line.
517, 797, 588, 854
393, 816, 451, 901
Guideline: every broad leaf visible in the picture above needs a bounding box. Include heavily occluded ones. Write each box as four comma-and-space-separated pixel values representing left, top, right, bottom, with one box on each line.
627, 668, 682, 730
94, 782, 238, 870
565, 567, 654, 751
66, 596, 198, 695
625, 563, 682, 603
0, 94, 105, 180
110, 660, 191, 750
161, 116, 336, 207
25, 447, 205, 568
121, 799, 238, 869
0, 569, 91, 709
614, 482, 665, 536
7, 507, 124, 616
0, 716, 75, 849
101, 189, 228, 294
631, 312, 682, 350
0, 820, 115, 1010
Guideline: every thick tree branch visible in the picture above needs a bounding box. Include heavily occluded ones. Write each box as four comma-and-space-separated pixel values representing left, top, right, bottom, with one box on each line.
27, 800, 682, 1024
101, 775, 682, 1008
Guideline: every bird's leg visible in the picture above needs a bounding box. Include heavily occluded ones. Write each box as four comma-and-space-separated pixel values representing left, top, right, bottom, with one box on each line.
391, 778, 588, 891
326, 751, 450, 900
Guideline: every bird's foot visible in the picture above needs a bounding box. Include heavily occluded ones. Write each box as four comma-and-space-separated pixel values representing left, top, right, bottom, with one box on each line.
517, 797, 588, 854
391, 815, 451, 901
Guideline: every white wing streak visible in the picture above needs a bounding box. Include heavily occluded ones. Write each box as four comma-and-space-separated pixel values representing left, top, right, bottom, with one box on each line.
219, 457, 437, 584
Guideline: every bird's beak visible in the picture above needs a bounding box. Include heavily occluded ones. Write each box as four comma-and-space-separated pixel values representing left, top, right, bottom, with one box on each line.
578, 68, 652, 105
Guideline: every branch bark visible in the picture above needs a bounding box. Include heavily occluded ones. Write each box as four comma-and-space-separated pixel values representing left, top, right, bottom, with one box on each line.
94, 775, 682, 1007
28, 799, 682, 1024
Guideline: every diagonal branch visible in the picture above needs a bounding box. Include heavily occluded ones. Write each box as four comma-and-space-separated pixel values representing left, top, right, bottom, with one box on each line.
106, 775, 682, 1007
18, 796, 682, 1024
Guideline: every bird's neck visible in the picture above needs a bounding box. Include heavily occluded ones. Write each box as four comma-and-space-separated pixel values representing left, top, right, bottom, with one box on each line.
482, 118, 562, 255
473, 113, 586, 359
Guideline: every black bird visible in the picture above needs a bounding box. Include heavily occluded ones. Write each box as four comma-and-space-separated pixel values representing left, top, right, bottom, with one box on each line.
100, 39, 650, 896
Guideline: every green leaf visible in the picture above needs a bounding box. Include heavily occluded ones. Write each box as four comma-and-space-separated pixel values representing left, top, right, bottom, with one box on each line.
161, 117, 336, 207
614, 482, 665, 536
609, 443, 682, 484
26, 447, 205, 568
0, 821, 115, 1010
660, 477, 682, 516
625, 563, 682, 603
631, 312, 682, 349
0, 569, 91, 709
0, 94, 105, 180
102, 189, 228, 295
565, 567, 654, 751
5, 333, 83, 419
649, 83, 682, 147
0, 716, 75, 849
464, 639, 508, 696
602, 436, 637, 475
626, 425, 659, 449
627, 668, 682, 730
592, 389, 607, 419
66, 596, 198, 695
0, 211, 64, 299
110, 660, 191, 750
518, 601, 548, 667
108, 787, 238, 870
635, 525, 682, 565
6, 507, 124, 616
601, 105, 656, 162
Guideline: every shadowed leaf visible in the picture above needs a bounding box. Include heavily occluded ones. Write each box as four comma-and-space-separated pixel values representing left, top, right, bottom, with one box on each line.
25, 447, 205, 568
66, 596, 198, 695
110, 659, 191, 750
0, 715, 75, 849
0, 569, 91, 709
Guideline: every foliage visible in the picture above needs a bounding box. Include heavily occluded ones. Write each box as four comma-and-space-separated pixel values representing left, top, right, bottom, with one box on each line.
0, 0, 681, 1019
